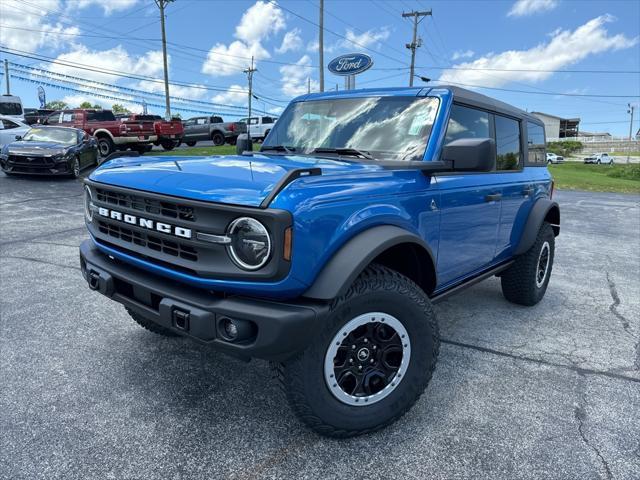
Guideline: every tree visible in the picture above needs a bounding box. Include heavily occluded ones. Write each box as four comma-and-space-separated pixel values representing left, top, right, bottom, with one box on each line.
45, 100, 68, 110
111, 104, 131, 114
79, 101, 102, 109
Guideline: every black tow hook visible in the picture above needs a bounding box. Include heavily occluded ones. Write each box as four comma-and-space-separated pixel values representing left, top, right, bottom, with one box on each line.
88, 271, 100, 291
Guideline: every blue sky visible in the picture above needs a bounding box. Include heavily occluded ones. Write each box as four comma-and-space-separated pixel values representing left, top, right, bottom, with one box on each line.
1, 0, 638, 135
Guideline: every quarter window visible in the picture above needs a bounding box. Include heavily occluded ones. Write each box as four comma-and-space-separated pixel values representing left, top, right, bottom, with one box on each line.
495, 115, 521, 171
444, 104, 490, 144
527, 122, 546, 165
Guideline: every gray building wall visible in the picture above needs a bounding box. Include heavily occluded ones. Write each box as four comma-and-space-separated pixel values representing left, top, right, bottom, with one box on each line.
532, 113, 560, 139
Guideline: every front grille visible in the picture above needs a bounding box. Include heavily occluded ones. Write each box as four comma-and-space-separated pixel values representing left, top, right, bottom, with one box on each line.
98, 221, 198, 262
8, 155, 52, 166
96, 188, 196, 222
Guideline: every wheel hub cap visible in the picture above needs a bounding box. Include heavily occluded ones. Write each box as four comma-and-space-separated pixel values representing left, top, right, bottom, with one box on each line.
324, 312, 411, 406
536, 241, 550, 288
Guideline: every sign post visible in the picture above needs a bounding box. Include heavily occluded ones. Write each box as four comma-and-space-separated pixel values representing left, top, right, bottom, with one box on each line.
328, 53, 373, 90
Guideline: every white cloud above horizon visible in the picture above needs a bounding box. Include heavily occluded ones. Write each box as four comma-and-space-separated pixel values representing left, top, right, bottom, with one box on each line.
276, 28, 303, 54
508, 0, 558, 17
72, 0, 140, 15
202, 1, 286, 77
439, 15, 638, 88
452, 50, 475, 61
279, 54, 318, 97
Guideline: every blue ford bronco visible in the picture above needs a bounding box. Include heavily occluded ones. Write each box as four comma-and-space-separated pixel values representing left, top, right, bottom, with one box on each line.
80, 86, 560, 437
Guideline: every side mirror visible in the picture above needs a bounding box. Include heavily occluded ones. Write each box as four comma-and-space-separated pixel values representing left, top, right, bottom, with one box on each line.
442, 138, 496, 172
235, 133, 253, 155
15, 135, 22, 141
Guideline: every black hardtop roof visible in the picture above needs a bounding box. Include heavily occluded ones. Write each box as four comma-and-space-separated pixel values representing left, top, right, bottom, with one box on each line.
442, 85, 542, 125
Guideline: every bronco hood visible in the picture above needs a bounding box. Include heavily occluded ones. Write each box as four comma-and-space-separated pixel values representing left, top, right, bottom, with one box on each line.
90, 154, 380, 207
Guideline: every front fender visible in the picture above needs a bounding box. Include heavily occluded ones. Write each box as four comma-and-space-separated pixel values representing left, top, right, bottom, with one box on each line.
302, 225, 436, 300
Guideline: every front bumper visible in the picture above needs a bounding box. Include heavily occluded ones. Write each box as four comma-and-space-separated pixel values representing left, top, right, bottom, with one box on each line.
1, 156, 73, 175
79, 240, 327, 361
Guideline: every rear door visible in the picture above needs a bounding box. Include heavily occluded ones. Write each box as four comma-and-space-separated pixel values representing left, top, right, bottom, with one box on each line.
435, 104, 502, 286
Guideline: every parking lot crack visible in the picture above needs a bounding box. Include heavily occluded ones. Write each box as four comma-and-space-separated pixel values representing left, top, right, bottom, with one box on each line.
606, 272, 631, 332
1, 255, 80, 271
574, 383, 613, 480
442, 339, 640, 383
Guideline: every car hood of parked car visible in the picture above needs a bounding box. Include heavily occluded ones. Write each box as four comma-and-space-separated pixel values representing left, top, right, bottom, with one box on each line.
90, 153, 384, 207
5, 141, 72, 156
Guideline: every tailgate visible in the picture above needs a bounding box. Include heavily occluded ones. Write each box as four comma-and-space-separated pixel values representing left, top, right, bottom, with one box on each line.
122, 120, 156, 135
155, 120, 184, 136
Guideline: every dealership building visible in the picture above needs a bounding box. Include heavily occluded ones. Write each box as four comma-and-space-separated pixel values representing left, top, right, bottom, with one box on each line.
531, 112, 580, 139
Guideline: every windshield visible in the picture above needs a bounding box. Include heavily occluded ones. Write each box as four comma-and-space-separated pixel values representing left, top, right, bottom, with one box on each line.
0, 102, 22, 116
22, 127, 77, 145
262, 96, 439, 161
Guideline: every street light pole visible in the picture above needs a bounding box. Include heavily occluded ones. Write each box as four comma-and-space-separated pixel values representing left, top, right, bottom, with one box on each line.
628, 103, 635, 141
244, 56, 257, 140
155, 0, 174, 120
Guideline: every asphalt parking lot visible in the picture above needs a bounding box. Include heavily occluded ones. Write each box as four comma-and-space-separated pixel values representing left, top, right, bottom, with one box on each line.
1, 171, 639, 480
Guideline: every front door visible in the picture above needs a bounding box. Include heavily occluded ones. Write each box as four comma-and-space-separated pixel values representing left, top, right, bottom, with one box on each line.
434, 104, 501, 287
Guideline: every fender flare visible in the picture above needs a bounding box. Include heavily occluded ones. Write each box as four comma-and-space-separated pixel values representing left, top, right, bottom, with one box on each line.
514, 199, 560, 255
302, 225, 436, 301
92, 129, 114, 140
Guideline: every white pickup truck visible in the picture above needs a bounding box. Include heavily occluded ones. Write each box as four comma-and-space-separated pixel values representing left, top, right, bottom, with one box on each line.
239, 116, 278, 141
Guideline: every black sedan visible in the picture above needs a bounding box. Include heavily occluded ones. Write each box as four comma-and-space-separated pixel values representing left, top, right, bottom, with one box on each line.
0, 126, 98, 178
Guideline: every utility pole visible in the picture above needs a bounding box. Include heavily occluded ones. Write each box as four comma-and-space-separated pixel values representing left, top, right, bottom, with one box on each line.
244, 56, 257, 139
319, 0, 324, 92
628, 103, 635, 141
4, 59, 10, 95
402, 9, 431, 87
155, 0, 174, 120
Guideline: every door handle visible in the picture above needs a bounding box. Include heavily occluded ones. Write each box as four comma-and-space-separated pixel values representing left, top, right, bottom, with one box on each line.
485, 193, 502, 202
523, 186, 534, 197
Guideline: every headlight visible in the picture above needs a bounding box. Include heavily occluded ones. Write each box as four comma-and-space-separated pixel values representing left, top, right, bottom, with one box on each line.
227, 217, 271, 270
84, 185, 93, 222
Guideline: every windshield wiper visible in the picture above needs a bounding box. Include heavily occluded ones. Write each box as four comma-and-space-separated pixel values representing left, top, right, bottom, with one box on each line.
260, 145, 296, 154
311, 147, 374, 160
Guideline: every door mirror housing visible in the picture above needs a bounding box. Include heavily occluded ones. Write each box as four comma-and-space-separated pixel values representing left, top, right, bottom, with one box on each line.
442, 138, 496, 172
235, 133, 253, 155
15, 135, 22, 141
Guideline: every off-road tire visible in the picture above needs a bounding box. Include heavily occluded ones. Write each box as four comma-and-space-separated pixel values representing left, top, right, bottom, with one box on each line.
277, 264, 439, 438
501, 221, 555, 306
97, 136, 115, 158
211, 132, 225, 146
185, 141, 197, 147
127, 308, 179, 337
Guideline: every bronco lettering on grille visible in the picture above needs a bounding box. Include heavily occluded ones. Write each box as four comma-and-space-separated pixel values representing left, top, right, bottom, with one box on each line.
97, 207, 192, 239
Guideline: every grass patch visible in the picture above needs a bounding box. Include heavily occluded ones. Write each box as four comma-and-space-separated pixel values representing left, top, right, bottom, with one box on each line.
150, 145, 252, 156
549, 163, 640, 194
610, 151, 640, 157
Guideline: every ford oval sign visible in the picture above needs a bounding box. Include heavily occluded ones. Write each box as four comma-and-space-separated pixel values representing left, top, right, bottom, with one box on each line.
328, 53, 373, 76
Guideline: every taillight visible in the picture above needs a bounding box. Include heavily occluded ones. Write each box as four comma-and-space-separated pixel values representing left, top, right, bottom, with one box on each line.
229, 123, 236, 132
550, 180, 555, 199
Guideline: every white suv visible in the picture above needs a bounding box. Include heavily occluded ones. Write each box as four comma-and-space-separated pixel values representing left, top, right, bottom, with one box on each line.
584, 153, 614, 165
240, 116, 278, 141
546, 152, 564, 164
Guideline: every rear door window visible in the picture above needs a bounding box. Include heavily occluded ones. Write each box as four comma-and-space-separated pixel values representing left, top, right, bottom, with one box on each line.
526, 122, 546, 165
495, 115, 522, 171
444, 104, 490, 144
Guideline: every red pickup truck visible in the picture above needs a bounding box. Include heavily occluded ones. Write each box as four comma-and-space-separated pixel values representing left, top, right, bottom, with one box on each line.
45, 109, 156, 157
120, 114, 184, 151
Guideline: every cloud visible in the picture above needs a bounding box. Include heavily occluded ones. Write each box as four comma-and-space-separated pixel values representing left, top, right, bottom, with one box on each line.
201, 1, 286, 76
508, 0, 558, 17
279, 55, 318, 97
235, 0, 286, 44
439, 15, 638, 87
0, 0, 79, 52
72, 0, 140, 15
452, 50, 474, 61
276, 28, 303, 54
48, 45, 165, 83
343, 27, 390, 49
211, 85, 249, 106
